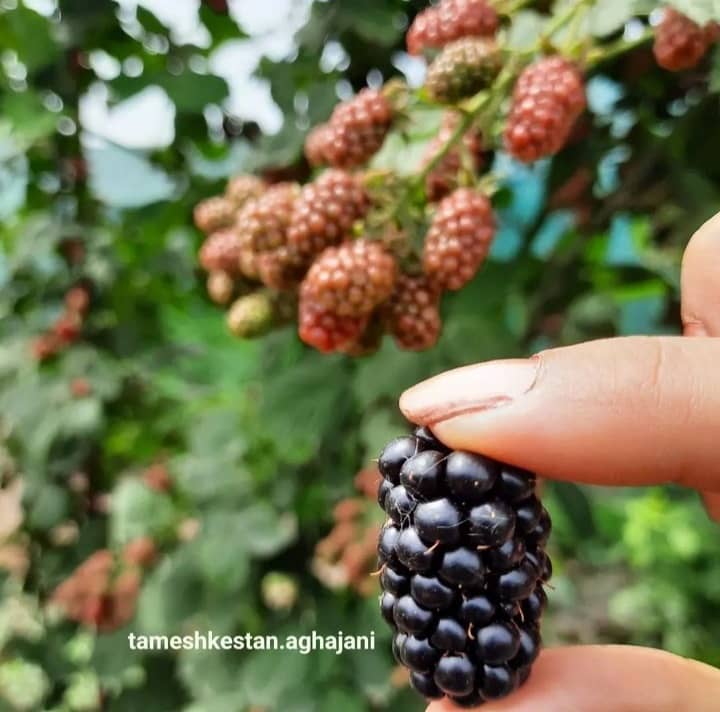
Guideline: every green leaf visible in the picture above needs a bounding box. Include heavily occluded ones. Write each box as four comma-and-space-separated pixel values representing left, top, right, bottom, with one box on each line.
0, 5, 58, 72
237, 504, 298, 558
506, 10, 546, 50
669, 0, 719, 25
110, 479, 178, 545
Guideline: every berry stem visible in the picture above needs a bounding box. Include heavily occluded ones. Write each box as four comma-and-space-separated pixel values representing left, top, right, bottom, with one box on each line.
586, 27, 654, 66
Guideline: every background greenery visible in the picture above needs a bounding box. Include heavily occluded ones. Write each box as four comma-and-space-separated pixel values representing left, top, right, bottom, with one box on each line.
1, 0, 719, 710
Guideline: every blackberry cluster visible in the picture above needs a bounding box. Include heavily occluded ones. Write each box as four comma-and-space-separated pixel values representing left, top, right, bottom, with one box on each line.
426, 38, 502, 104
406, 0, 499, 56
288, 170, 369, 258
653, 7, 718, 72
377, 427, 551, 706
301, 239, 397, 318
421, 112, 484, 202
384, 275, 442, 351
504, 56, 586, 164
304, 89, 393, 168
423, 188, 496, 291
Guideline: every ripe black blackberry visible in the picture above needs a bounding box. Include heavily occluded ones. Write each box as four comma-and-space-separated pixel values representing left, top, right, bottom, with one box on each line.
384, 274, 442, 351
287, 170, 369, 258
421, 112, 484, 202
377, 427, 551, 705
425, 37, 501, 104
423, 188, 496, 291
406, 0, 499, 56
314, 89, 393, 169
301, 239, 397, 318
504, 56, 586, 163
653, 7, 716, 72
193, 196, 236, 234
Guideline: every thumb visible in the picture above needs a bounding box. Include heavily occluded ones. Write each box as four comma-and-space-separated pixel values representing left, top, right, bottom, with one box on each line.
427, 646, 720, 712
400, 336, 720, 492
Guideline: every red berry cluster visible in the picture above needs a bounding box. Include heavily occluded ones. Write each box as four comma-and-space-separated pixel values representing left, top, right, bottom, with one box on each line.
32, 285, 91, 362
653, 7, 719, 71
504, 56, 587, 163
406, 0, 499, 55
304, 89, 394, 168
313, 466, 383, 596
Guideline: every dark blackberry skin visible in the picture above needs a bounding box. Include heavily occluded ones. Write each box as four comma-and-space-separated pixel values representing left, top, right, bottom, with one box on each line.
377, 428, 552, 704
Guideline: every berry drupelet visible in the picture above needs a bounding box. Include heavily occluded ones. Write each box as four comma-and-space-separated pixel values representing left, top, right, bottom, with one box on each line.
377, 426, 551, 706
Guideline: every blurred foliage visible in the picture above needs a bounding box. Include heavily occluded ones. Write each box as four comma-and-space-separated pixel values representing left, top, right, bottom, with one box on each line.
0, 0, 719, 711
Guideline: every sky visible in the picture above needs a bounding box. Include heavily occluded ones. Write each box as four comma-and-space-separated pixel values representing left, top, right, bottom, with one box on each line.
79, 0, 313, 147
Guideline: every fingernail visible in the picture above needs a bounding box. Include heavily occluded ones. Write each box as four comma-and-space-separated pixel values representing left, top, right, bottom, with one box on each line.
400, 358, 540, 425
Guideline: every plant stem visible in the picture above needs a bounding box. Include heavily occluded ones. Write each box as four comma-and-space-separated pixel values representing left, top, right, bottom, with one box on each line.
586, 28, 654, 66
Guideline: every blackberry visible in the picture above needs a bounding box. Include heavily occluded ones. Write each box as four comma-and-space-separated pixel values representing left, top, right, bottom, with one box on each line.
256, 244, 308, 291
653, 7, 714, 71
193, 196, 236, 234
505, 56, 586, 163
319, 89, 393, 168
297, 283, 368, 353
198, 229, 242, 275
406, 0, 499, 56
421, 112, 484, 202
423, 188, 496, 291
236, 182, 299, 254
426, 37, 501, 104
377, 429, 551, 704
383, 274, 442, 351
304, 123, 332, 167
206, 270, 235, 305
301, 239, 397, 317
225, 174, 265, 208
288, 170, 369, 258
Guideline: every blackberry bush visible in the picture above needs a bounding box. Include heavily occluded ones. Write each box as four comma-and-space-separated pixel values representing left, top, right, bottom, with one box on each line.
377, 427, 551, 705
423, 188, 496, 291
504, 56, 587, 163
406, 0, 499, 56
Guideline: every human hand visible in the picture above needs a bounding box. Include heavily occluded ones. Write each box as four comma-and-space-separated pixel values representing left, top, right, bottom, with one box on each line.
398, 212, 720, 710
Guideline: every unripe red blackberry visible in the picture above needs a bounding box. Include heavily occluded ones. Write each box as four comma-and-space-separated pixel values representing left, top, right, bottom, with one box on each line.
298, 283, 368, 353
288, 170, 369, 258
256, 244, 309, 291
225, 174, 265, 208
423, 188, 495, 291
320, 89, 393, 168
304, 123, 332, 167
406, 0, 499, 56
206, 270, 235, 305
236, 182, 299, 254
504, 56, 586, 164
421, 112, 484, 202
193, 196, 236, 234
302, 239, 397, 317
653, 7, 713, 71
425, 37, 502, 103
227, 292, 275, 338
384, 275, 442, 351
377, 426, 551, 706
198, 228, 242, 275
